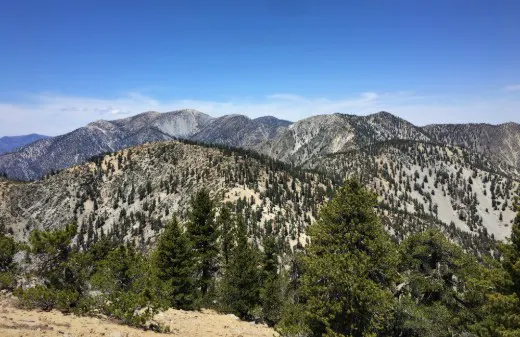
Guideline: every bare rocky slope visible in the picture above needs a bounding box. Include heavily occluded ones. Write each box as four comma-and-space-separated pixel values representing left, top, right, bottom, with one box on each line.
255, 112, 520, 173
0, 110, 214, 180
254, 111, 431, 164
192, 114, 291, 148
423, 122, 520, 170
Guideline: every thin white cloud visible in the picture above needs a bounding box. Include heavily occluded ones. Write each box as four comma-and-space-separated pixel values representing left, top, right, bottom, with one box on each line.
0, 91, 519, 136
360, 92, 379, 100
266, 94, 307, 102
504, 84, 520, 92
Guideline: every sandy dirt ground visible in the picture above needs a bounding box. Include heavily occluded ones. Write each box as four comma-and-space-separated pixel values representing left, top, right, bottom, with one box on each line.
0, 295, 277, 337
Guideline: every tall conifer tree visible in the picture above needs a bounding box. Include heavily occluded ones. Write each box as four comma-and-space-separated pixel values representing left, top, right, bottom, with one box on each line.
261, 233, 283, 326
153, 217, 197, 310
186, 189, 218, 296
220, 215, 261, 319
300, 179, 398, 336
217, 203, 235, 270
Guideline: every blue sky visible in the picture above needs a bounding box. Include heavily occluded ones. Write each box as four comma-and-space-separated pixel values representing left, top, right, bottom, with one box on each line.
1, 0, 519, 135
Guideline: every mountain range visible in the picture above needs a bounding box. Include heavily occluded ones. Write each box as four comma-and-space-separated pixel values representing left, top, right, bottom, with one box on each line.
0, 139, 511, 257
0, 134, 49, 155
0, 110, 291, 180
0, 109, 519, 255
1, 110, 518, 181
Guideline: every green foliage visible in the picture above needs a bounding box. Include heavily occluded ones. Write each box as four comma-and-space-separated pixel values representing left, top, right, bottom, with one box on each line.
91, 244, 138, 292
262, 233, 279, 277
90, 244, 159, 327
297, 179, 399, 336
7, 176, 520, 336
395, 229, 493, 336
220, 215, 261, 320
87, 236, 118, 264
29, 224, 78, 287
0, 233, 17, 290
153, 217, 197, 310
475, 205, 520, 336
469, 279, 520, 336
30, 224, 77, 256
103, 290, 157, 328
0, 233, 16, 272
260, 233, 284, 326
261, 272, 284, 326
20, 224, 89, 312
277, 303, 312, 337
186, 189, 219, 297
275, 183, 520, 337
0, 271, 16, 290
19, 224, 159, 328
17, 286, 80, 312
17, 225, 90, 311
217, 203, 235, 269
502, 205, 520, 294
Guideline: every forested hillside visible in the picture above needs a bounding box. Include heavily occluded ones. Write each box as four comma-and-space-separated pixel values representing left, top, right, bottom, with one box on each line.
0, 131, 519, 337
1, 176, 519, 336
1, 139, 517, 258
306, 140, 520, 242
0, 140, 333, 254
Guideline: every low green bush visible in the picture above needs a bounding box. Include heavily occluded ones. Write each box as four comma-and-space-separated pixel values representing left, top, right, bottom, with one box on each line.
16, 286, 79, 312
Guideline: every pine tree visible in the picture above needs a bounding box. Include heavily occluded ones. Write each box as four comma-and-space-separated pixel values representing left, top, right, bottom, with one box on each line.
217, 203, 235, 269
18, 224, 90, 311
29, 224, 78, 289
503, 205, 520, 293
478, 203, 520, 335
0, 233, 17, 290
300, 179, 398, 336
220, 215, 261, 320
262, 233, 278, 276
186, 189, 219, 297
90, 244, 158, 327
153, 217, 197, 310
0, 233, 16, 273
396, 229, 493, 336
91, 244, 136, 293
260, 233, 284, 326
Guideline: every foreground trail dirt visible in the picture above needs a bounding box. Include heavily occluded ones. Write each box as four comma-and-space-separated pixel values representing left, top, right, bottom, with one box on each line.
0, 296, 277, 337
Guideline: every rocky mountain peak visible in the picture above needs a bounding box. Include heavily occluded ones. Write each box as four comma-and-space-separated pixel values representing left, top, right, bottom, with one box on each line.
87, 119, 116, 130
371, 110, 397, 117
219, 114, 251, 121
500, 121, 520, 128
253, 116, 292, 126
1, 109, 519, 181
176, 108, 204, 114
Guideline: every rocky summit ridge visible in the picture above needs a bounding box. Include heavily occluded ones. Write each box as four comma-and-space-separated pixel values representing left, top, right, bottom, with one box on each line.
2, 110, 519, 182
